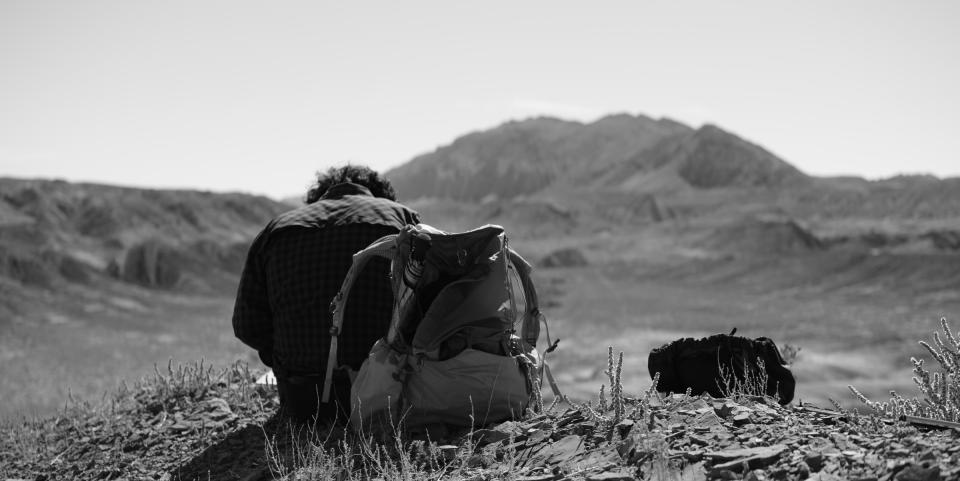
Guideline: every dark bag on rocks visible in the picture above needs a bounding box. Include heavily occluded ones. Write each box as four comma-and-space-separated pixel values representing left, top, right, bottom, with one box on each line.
647, 329, 795, 405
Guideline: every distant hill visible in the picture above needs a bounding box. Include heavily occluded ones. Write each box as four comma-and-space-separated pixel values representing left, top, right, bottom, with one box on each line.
386, 114, 810, 201
787, 175, 960, 220
0, 178, 289, 314
387, 114, 692, 202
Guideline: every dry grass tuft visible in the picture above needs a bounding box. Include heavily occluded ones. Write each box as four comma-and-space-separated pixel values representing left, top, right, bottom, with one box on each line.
717, 356, 777, 403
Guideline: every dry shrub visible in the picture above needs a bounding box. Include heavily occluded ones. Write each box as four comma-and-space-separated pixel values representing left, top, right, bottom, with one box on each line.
849, 317, 960, 422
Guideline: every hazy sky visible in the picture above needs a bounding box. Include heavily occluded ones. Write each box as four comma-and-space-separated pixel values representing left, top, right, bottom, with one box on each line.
2, 1, 958, 199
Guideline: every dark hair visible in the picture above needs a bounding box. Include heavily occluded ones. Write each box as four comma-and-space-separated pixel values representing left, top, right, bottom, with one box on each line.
305, 165, 398, 204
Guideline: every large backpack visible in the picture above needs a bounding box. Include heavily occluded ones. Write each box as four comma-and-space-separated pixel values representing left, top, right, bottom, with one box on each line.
647, 329, 795, 405
321, 224, 558, 431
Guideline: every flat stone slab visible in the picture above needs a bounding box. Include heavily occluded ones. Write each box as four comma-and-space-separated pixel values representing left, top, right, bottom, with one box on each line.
707, 445, 788, 473
704, 444, 787, 463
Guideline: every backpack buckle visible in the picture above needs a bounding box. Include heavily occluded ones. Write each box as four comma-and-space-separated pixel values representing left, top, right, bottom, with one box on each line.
329, 292, 342, 314
457, 248, 467, 266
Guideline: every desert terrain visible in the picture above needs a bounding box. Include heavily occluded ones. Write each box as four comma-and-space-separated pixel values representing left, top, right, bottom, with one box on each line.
1, 114, 958, 420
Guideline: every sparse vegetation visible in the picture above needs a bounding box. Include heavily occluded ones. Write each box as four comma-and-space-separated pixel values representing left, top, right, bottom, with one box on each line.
716, 357, 775, 402
849, 317, 960, 423
4, 340, 960, 480
595, 347, 627, 424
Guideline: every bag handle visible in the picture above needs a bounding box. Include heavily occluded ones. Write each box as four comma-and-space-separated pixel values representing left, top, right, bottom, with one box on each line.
321, 234, 398, 403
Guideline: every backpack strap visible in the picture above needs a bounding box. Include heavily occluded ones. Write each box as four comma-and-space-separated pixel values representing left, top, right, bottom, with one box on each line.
507, 249, 540, 348
321, 234, 398, 403
507, 248, 563, 399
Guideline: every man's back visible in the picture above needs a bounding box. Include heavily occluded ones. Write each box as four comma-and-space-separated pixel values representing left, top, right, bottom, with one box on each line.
233, 182, 420, 376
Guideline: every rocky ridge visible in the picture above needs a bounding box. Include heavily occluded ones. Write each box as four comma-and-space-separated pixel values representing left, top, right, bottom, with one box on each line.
2, 361, 958, 480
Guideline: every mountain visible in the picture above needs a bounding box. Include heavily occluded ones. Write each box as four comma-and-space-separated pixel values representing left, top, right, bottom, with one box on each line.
387, 114, 692, 202
0, 178, 289, 297
386, 114, 810, 202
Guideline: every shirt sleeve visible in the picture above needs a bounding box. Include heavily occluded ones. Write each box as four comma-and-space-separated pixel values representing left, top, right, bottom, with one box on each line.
232, 228, 274, 357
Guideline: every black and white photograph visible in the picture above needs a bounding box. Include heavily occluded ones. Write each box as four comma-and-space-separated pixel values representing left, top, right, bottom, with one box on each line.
2, 1, 959, 479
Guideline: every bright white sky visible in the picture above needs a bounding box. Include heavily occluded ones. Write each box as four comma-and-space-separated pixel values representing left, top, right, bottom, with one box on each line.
1, 1, 958, 199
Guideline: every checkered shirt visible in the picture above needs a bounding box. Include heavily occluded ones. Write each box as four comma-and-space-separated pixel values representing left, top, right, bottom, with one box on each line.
232, 183, 420, 375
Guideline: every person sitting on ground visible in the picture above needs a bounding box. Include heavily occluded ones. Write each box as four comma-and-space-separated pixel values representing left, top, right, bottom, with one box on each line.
232, 165, 420, 422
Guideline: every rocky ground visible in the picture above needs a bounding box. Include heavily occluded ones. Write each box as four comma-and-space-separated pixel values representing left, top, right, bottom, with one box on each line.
0, 361, 282, 481
468, 395, 958, 481
2, 361, 958, 481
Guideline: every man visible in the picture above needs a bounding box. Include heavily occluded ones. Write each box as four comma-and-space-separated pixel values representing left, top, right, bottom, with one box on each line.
233, 165, 420, 422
